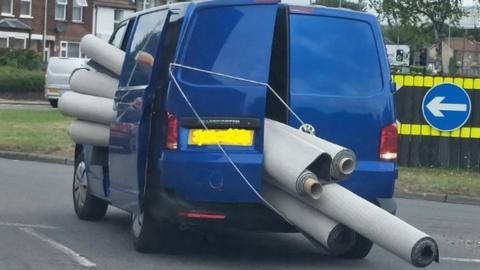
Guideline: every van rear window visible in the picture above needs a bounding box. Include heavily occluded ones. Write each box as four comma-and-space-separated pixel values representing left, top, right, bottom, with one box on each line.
290, 14, 383, 96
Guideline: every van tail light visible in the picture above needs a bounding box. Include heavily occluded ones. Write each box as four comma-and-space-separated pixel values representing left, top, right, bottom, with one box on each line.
379, 123, 398, 161
165, 112, 178, 150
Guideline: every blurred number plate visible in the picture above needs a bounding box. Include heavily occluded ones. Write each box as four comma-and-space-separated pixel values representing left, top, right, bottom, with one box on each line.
47, 88, 59, 95
188, 129, 254, 146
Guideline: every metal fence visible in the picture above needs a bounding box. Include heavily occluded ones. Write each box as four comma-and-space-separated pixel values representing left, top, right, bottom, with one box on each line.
393, 74, 480, 170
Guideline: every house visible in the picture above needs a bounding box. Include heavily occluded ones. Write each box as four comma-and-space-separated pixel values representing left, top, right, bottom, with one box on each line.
1, 0, 93, 60
92, 0, 135, 41
431, 37, 480, 76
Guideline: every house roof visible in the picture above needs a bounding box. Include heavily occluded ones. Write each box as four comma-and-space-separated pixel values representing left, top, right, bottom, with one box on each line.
443, 37, 480, 53
0, 18, 32, 32
94, 0, 136, 9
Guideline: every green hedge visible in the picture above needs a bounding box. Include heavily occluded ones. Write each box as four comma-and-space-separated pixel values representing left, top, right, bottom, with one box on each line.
0, 66, 45, 94
0, 49, 43, 70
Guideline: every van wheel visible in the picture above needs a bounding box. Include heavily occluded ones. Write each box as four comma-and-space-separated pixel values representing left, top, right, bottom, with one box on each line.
339, 234, 373, 259
131, 209, 161, 253
73, 152, 108, 221
49, 99, 58, 108
131, 209, 177, 253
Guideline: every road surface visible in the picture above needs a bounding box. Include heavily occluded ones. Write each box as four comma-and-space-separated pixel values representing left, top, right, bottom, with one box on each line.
0, 158, 479, 269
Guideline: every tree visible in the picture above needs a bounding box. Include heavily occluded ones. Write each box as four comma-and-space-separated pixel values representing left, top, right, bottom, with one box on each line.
313, 0, 367, 11
370, 0, 465, 73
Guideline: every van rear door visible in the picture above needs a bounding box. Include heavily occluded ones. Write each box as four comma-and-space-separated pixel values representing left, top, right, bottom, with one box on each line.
160, 2, 278, 203
286, 7, 396, 200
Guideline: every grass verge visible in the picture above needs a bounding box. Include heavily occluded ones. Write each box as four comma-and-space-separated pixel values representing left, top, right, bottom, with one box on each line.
397, 167, 480, 198
0, 108, 73, 157
1, 108, 479, 198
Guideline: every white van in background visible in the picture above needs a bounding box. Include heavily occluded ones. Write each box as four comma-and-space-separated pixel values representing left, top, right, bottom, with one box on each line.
45, 57, 87, 107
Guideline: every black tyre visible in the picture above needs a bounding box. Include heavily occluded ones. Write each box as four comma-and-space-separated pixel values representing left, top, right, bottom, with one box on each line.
49, 99, 58, 108
339, 234, 373, 259
131, 209, 161, 253
73, 150, 108, 221
131, 208, 178, 253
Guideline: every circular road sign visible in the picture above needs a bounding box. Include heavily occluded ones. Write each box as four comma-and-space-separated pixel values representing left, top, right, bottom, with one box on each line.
422, 83, 471, 132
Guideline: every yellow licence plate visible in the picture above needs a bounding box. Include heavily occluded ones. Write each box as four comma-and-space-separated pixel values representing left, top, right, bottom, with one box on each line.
47, 88, 59, 95
188, 129, 254, 146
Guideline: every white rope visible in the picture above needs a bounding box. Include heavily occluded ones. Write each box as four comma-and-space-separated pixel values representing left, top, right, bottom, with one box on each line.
169, 63, 306, 126
168, 65, 294, 221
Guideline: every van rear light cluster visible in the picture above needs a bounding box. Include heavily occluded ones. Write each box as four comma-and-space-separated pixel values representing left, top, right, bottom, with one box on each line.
379, 123, 398, 161
165, 112, 178, 150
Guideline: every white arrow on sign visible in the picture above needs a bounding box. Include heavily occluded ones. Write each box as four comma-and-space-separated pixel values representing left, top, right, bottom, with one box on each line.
426, 96, 467, 117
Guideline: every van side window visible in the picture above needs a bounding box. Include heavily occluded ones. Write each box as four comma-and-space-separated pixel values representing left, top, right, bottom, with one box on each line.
109, 23, 128, 50
120, 10, 168, 87
290, 15, 383, 96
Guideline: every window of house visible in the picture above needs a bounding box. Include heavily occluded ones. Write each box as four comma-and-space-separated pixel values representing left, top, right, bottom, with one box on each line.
0, 37, 8, 48
13, 39, 26, 49
114, 9, 124, 29
55, 0, 67, 20
143, 0, 152, 10
72, 1, 83, 22
60, 41, 81, 58
1, 0, 13, 15
20, 0, 32, 17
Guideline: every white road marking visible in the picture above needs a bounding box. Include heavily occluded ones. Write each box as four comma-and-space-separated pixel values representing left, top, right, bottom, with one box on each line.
0, 221, 58, 229
441, 257, 480, 263
18, 227, 96, 268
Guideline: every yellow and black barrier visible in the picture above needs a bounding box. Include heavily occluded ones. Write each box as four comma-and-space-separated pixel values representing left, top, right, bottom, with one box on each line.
392, 74, 480, 170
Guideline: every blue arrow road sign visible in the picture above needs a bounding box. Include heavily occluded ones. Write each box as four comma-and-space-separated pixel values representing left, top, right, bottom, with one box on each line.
422, 83, 471, 131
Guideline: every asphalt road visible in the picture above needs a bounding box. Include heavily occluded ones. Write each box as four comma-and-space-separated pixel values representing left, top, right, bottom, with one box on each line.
0, 158, 479, 270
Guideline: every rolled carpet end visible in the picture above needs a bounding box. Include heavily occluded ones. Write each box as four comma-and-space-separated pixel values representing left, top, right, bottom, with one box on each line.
331, 149, 356, 180
80, 34, 125, 75
327, 224, 357, 255
296, 170, 323, 200
70, 68, 118, 99
58, 91, 115, 125
262, 183, 355, 255
68, 120, 110, 147
411, 237, 439, 267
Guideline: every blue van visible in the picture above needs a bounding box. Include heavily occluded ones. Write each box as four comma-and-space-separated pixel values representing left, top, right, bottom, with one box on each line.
73, 0, 398, 258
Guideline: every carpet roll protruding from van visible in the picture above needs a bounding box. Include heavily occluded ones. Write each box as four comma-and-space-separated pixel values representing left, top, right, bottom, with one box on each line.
58, 92, 115, 125
298, 183, 439, 267
70, 69, 118, 99
68, 120, 110, 147
262, 182, 355, 254
265, 119, 356, 181
263, 119, 438, 267
263, 119, 332, 199
80, 34, 125, 75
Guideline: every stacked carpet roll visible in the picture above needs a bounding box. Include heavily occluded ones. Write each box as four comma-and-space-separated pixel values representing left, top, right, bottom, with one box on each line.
58, 34, 124, 147
262, 119, 439, 267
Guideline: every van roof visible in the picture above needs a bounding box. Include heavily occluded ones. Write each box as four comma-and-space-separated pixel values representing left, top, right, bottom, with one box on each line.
122, 0, 376, 24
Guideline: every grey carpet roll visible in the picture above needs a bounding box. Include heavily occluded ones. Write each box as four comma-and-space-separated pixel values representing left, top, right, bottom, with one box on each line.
70, 69, 118, 99
58, 92, 115, 125
68, 120, 110, 147
80, 34, 124, 75
262, 183, 355, 254
300, 184, 439, 267
264, 119, 332, 198
266, 119, 356, 181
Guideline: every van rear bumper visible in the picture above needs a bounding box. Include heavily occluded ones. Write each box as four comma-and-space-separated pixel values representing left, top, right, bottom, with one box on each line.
157, 151, 263, 203
145, 185, 397, 231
